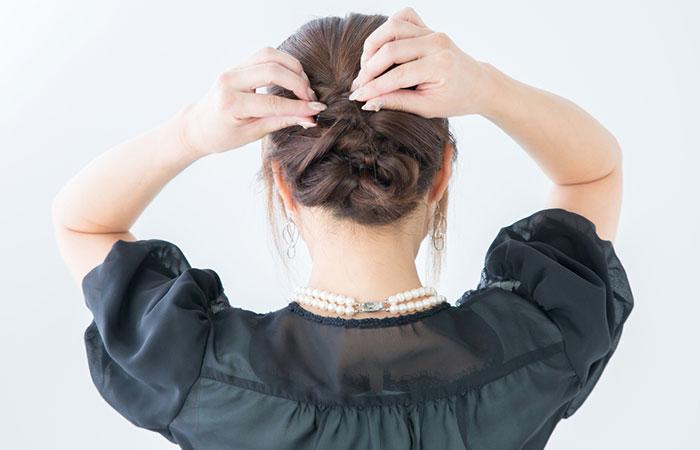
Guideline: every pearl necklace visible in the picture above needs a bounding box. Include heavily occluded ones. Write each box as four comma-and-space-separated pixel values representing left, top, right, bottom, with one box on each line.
288, 285, 448, 317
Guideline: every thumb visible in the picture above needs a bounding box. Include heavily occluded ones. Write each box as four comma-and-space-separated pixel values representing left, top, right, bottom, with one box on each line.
361, 91, 431, 117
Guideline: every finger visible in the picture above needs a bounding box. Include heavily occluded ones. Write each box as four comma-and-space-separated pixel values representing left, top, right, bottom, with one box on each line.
253, 115, 318, 136
230, 92, 326, 119
349, 57, 435, 102
354, 33, 441, 89
391, 7, 428, 27
359, 18, 431, 70
360, 90, 433, 117
222, 62, 316, 101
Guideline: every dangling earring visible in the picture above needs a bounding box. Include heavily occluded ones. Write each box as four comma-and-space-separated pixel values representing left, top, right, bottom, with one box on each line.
282, 214, 300, 258
431, 203, 446, 251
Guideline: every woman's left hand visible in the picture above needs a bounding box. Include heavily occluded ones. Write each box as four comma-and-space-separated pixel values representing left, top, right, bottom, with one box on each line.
179, 47, 328, 157
348, 7, 494, 119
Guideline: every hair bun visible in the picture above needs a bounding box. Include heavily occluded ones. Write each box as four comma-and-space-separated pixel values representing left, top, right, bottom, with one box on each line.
262, 14, 455, 227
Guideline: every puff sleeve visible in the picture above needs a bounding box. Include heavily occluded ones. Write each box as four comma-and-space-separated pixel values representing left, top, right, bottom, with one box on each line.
476, 208, 634, 418
81, 239, 229, 442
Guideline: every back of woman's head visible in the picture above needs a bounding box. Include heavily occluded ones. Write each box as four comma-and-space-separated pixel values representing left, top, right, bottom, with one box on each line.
259, 12, 458, 271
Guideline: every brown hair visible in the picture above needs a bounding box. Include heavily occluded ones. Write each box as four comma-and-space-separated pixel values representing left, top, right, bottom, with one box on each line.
257, 12, 458, 280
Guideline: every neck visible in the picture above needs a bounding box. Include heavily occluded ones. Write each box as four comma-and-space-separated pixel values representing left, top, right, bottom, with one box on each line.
305, 231, 425, 304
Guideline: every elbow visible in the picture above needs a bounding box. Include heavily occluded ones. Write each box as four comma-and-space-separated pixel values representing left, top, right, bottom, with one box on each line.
594, 134, 623, 182
608, 135, 623, 175
51, 193, 67, 231
556, 136, 623, 186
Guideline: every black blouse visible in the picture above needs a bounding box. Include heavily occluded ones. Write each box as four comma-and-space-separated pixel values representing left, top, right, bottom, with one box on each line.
81, 208, 634, 450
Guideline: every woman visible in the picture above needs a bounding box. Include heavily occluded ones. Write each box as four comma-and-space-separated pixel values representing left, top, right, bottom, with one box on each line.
53, 8, 634, 450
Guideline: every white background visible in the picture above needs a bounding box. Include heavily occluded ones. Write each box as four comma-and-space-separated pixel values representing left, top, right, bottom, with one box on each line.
1, 1, 697, 448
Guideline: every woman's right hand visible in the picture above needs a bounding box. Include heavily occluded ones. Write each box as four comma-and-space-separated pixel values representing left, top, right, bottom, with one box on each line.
348, 7, 497, 118
180, 47, 328, 157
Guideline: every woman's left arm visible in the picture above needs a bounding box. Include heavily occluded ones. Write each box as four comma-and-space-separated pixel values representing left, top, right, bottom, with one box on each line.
53, 46, 324, 288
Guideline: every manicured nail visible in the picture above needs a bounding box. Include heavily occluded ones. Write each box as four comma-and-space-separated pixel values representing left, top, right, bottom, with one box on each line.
348, 88, 363, 101
308, 101, 327, 111
307, 87, 318, 101
350, 77, 360, 92
361, 100, 382, 112
297, 121, 317, 129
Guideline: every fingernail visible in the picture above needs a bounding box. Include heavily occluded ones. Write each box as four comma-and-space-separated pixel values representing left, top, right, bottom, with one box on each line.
350, 77, 360, 91
361, 100, 382, 112
308, 101, 327, 111
348, 89, 363, 101
297, 121, 317, 129
307, 87, 318, 101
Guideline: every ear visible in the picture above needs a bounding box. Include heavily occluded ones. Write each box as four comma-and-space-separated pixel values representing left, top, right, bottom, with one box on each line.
428, 142, 454, 205
270, 159, 298, 215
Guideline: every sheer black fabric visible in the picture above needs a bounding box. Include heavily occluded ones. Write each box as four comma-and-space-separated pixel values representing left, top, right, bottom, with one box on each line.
82, 207, 634, 449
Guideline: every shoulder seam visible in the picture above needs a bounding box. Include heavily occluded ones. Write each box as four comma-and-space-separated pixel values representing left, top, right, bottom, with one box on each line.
466, 272, 586, 393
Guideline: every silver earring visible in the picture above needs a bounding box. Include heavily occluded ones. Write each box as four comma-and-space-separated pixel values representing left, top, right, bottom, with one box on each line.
431, 204, 446, 251
282, 214, 299, 258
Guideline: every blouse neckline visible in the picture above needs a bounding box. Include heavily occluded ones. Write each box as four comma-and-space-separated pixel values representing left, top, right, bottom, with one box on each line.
286, 301, 453, 328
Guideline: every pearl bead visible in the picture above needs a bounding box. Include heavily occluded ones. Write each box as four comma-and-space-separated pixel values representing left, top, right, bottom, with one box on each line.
294, 285, 445, 317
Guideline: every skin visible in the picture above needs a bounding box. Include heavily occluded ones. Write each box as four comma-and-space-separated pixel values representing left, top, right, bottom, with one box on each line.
52, 7, 622, 320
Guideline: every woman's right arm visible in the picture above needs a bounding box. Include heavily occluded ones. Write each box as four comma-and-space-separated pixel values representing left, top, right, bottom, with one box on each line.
349, 7, 623, 242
